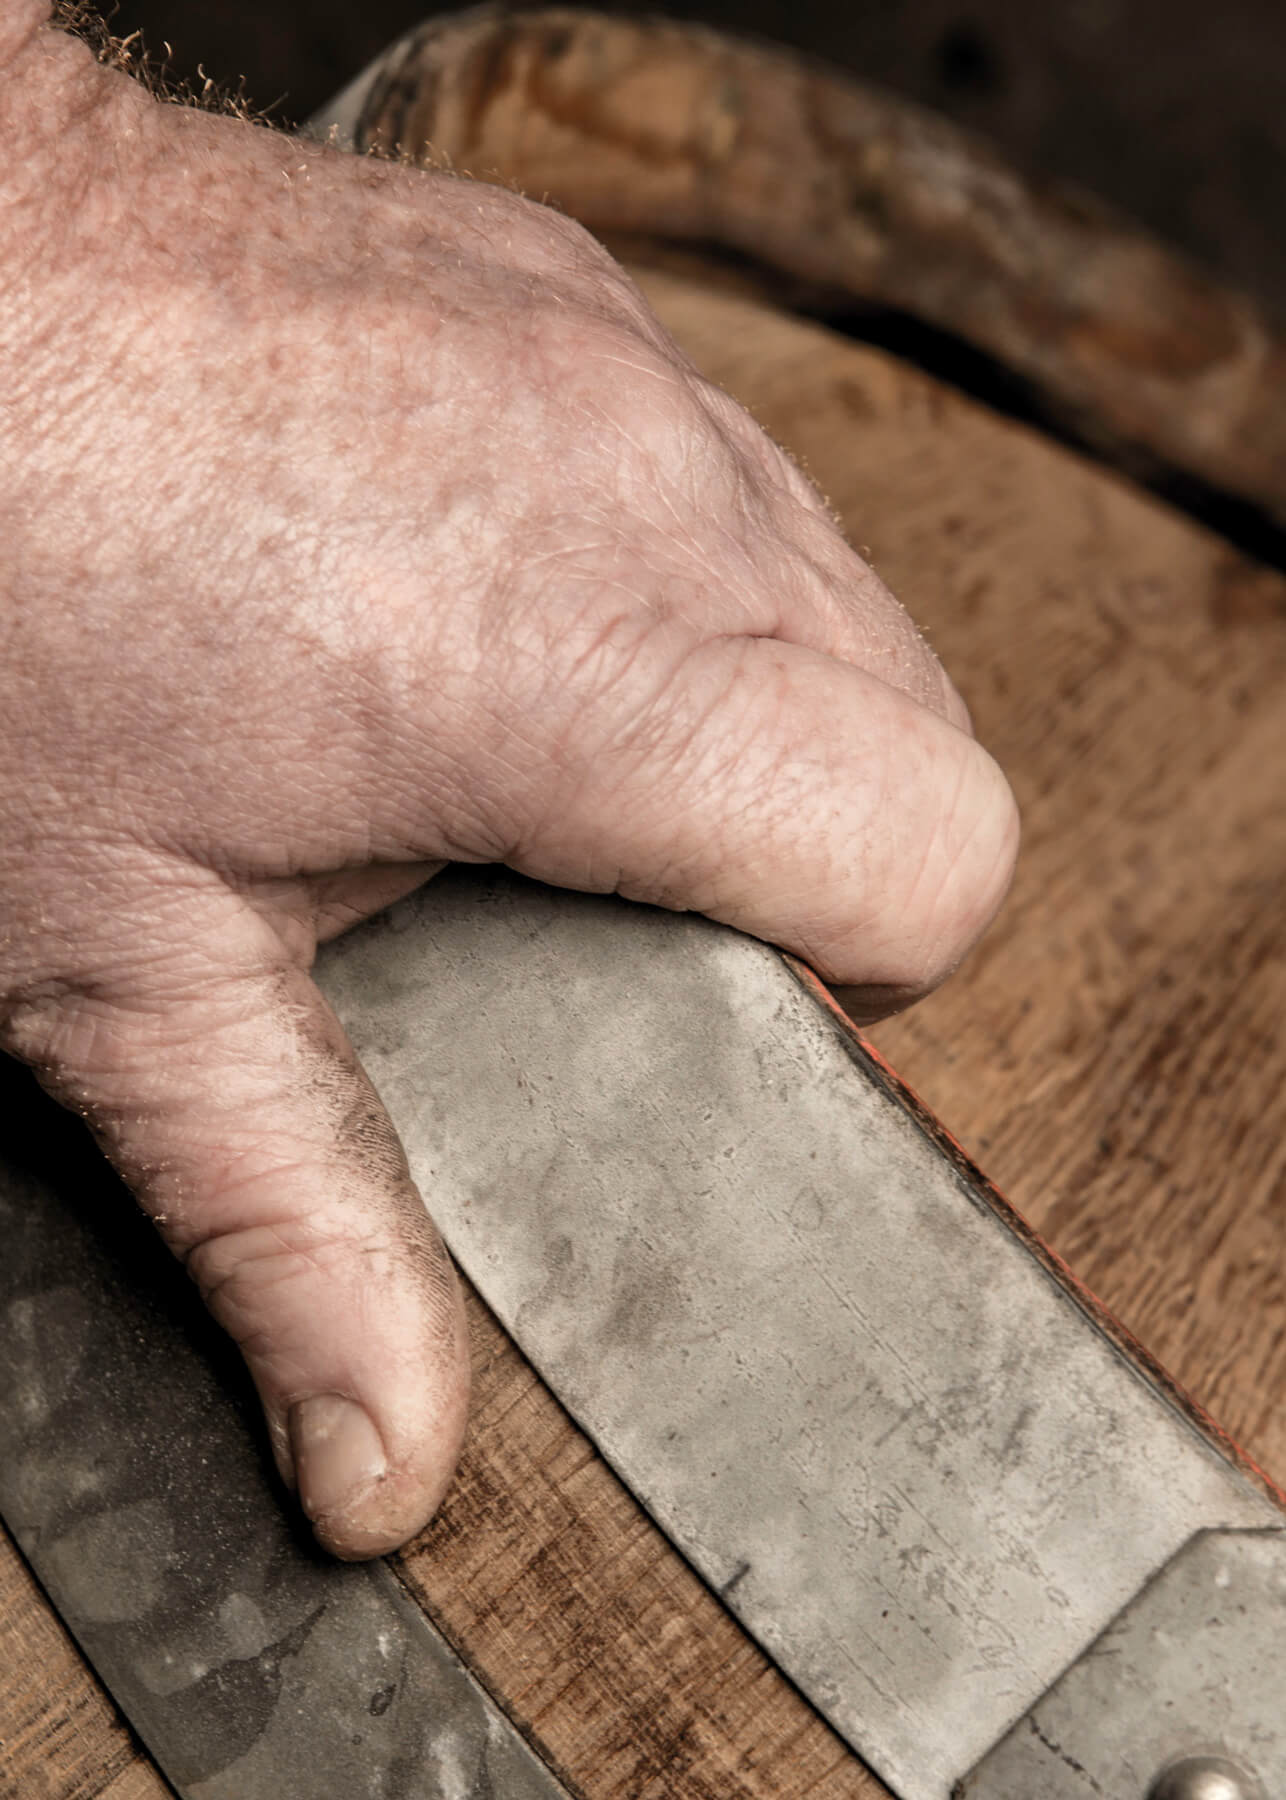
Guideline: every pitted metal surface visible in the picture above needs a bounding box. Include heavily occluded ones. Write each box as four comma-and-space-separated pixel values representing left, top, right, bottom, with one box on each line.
0, 1055, 569, 1800
318, 869, 1281, 1800
959, 1529, 1286, 1799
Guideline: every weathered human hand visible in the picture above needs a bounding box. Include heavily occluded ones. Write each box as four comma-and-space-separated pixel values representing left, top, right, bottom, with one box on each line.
0, 10, 1017, 1556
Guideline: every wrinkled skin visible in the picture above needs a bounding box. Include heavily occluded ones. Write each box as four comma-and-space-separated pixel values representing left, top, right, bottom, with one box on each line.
0, 8, 1018, 1556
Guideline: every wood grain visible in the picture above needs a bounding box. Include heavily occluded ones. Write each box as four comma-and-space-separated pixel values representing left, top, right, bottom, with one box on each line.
1, 266, 1282, 1798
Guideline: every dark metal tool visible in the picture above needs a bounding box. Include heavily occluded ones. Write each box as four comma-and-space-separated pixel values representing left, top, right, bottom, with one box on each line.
2, 869, 1283, 1798
0, 1046, 570, 1800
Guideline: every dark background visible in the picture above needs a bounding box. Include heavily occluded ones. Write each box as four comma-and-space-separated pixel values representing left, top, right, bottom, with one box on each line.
100, 0, 1286, 324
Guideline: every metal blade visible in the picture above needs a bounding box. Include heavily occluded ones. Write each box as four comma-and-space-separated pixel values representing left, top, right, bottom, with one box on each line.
958, 1526, 1286, 1796
317, 869, 1284, 1800
0, 1055, 570, 1800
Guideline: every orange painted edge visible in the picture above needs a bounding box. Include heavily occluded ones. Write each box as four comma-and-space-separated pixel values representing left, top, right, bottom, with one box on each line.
783, 955, 1286, 1516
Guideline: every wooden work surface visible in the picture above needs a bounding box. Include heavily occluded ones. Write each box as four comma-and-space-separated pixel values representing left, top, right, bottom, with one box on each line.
2, 265, 1283, 1800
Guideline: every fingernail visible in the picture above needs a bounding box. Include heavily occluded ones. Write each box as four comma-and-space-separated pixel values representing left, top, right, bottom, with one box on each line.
289, 1394, 387, 1524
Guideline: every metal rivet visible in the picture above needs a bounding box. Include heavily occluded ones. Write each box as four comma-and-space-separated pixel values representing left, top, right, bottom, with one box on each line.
1147, 1755, 1267, 1800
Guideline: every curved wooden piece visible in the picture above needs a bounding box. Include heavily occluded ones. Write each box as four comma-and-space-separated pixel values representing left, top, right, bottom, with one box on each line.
337, 5, 1286, 529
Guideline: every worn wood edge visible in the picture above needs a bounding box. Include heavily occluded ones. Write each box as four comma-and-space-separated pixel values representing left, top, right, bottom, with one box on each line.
343, 4, 1286, 529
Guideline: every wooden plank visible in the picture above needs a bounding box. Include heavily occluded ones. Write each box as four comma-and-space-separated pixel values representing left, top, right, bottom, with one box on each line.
1, 265, 1282, 1798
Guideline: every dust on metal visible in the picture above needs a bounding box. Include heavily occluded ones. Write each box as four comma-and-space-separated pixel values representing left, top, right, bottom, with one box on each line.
959, 1529, 1285, 1799
319, 870, 1283, 1800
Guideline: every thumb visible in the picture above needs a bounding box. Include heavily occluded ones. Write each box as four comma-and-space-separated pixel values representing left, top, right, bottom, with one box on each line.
10, 934, 469, 1560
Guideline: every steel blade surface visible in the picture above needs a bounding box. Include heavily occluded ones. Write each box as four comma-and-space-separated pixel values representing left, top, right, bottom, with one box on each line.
318, 869, 1279, 1800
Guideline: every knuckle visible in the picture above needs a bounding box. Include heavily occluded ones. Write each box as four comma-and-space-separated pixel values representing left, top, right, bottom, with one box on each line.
527, 300, 682, 409
511, 193, 614, 274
